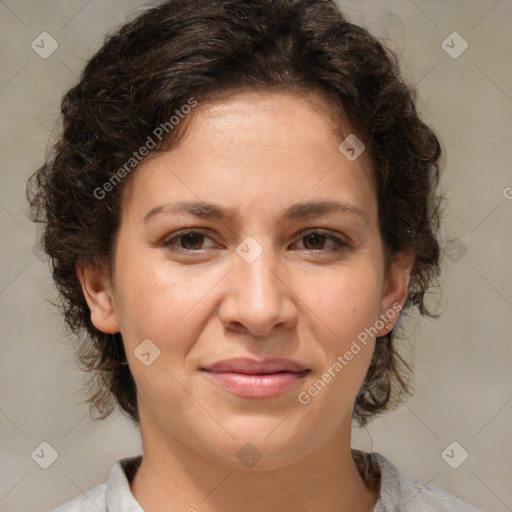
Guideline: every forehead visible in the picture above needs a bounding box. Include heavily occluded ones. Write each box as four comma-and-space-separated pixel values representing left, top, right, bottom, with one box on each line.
194, 87, 357, 146
120, 89, 376, 226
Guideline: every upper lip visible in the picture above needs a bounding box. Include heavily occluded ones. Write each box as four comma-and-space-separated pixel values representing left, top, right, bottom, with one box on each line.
201, 358, 308, 374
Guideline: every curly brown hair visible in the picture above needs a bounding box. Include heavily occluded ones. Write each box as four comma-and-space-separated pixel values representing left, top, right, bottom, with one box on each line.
27, 0, 442, 427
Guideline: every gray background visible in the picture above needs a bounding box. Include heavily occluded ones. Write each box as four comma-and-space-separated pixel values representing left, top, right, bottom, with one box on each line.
1, 1, 511, 510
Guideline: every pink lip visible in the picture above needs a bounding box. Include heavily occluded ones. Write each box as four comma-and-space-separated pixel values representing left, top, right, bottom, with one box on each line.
201, 358, 310, 398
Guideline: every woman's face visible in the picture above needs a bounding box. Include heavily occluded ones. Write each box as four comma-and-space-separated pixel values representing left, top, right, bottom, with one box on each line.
83, 90, 409, 470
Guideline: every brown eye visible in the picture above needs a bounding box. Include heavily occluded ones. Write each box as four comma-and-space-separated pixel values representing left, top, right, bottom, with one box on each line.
162, 230, 215, 252
294, 230, 348, 252
302, 233, 328, 250
178, 232, 204, 250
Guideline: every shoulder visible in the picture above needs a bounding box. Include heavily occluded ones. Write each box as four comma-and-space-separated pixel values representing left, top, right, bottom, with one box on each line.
51, 482, 107, 512
396, 477, 483, 512
371, 452, 484, 512
50, 456, 143, 512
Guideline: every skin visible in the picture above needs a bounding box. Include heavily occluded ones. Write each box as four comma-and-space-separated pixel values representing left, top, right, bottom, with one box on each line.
78, 89, 412, 512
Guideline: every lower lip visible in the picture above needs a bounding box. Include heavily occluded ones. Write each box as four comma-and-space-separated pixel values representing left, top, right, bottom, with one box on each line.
203, 370, 309, 398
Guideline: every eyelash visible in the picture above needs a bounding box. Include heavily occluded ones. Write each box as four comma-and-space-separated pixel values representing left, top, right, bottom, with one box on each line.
161, 228, 349, 255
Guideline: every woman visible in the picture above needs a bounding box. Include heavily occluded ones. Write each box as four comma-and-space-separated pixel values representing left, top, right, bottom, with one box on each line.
27, 0, 482, 510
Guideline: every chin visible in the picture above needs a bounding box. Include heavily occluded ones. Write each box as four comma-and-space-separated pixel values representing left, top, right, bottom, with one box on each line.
198, 426, 315, 472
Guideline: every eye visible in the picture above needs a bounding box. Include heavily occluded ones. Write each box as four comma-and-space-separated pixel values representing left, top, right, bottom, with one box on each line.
292, 230, 349, 253
162, 229, 217, 252
161, 228, 349, 254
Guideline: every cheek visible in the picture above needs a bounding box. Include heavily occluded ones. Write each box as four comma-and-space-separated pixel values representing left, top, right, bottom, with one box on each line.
301, 263, 383, 392
309, 263, 383, 338
113, 247, 223, 347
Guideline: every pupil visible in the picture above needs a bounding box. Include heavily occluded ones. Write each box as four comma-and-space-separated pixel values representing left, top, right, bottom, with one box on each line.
182, 233, 202, 250
305, 233, 324, 249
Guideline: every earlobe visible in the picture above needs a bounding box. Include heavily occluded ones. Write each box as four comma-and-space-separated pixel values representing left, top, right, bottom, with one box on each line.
76, 259, 120, 334
377, 251, 414, 336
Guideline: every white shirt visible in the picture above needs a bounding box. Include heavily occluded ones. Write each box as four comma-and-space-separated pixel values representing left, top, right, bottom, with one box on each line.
52, 451, 483, 511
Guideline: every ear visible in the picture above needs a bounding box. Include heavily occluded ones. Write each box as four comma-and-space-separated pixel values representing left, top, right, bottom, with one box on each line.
76, 259, 120, 334
377, 251, 414, 336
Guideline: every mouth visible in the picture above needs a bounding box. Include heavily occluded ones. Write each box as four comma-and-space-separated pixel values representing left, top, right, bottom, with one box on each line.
200, 358, 310, 398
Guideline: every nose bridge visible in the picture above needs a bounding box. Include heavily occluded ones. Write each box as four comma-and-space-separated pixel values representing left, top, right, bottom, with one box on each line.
236, 234, 282, 305
220, 234, 294, 335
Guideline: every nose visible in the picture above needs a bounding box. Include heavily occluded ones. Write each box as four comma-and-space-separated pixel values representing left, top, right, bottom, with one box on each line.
217, 240, 297, 338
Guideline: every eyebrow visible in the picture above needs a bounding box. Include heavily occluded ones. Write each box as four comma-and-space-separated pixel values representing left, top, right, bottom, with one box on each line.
143, 200, 369, 225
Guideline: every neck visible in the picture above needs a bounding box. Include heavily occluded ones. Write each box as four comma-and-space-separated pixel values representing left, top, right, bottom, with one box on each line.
130, 415, 379, 512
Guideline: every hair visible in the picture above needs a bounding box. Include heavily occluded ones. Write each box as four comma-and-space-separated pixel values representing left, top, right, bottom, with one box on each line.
27, 0, 442, 427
